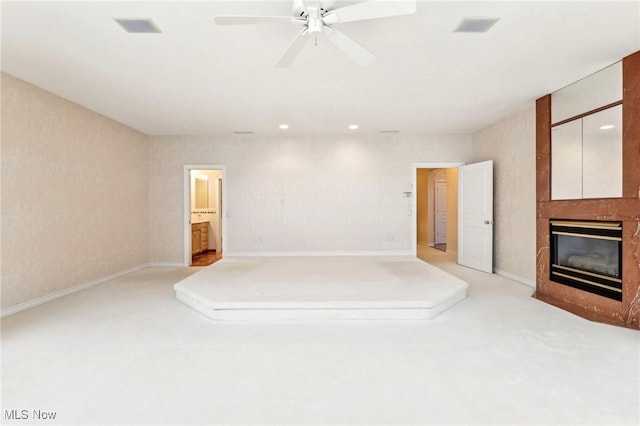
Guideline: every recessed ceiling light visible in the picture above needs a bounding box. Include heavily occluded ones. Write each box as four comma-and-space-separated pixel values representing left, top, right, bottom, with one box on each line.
348, 124, 359, 130
279, 124, 289, 130
114, 18, 162, 34
600, 124, 615, 130
454, 17, 500, 33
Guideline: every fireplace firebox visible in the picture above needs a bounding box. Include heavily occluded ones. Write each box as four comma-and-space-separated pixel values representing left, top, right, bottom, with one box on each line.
549, 220, 622, 301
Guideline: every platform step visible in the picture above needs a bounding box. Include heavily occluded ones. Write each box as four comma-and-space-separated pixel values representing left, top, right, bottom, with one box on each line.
174, 256, 468, 321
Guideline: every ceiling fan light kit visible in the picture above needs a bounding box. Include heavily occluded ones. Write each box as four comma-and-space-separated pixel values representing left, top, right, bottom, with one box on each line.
214, 0, 417, 67
453, 17, 500, 33
114, 18, 162, 34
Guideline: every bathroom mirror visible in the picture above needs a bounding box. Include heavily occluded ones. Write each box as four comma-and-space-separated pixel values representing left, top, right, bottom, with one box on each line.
195, 176, 208, 209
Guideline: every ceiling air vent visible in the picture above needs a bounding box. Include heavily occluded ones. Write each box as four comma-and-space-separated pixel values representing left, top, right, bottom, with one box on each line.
453, 17, 499, 33
233, 131, 255, 135
114, 18, 162, 34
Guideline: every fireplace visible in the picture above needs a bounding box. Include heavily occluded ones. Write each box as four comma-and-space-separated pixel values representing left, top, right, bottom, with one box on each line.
549, 220, 622, 301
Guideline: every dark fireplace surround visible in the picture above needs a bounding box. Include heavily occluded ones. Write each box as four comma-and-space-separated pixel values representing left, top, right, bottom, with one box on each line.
535, 50, 640, 329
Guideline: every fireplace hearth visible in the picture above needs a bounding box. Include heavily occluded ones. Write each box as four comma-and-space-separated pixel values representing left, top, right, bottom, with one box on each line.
550, 220, 622, 301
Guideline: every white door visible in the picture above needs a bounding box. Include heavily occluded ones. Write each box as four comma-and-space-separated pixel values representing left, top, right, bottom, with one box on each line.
435, 180, 447, 245
458, 160, 493, 273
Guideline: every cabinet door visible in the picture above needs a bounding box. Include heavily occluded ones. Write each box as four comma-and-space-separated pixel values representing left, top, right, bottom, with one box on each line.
551, 119, 582, 200
201, 229, 208, 252
582, 105, 622, 198
192, 230, 201, 255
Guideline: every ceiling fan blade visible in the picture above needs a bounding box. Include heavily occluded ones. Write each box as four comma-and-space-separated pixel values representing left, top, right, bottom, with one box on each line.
324, 26, 375, 66
322, 0, 416, 25
275, 28, 310, 68
214, 16, 306, 25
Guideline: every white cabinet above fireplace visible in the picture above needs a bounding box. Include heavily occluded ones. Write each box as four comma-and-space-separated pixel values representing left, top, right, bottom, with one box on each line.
551, 61, 621, 124
551, 61, 623, 201
551, 105, 622, 200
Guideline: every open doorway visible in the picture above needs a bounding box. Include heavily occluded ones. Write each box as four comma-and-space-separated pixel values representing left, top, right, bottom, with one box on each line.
184, 166, 225, 267
413, 161, 494, 272
413, 163, 463, 258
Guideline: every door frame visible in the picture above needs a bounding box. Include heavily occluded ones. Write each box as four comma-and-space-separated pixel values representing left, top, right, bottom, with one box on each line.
183, 164, 227, 266
434, 179, 447, 245
412, 162, 464, 256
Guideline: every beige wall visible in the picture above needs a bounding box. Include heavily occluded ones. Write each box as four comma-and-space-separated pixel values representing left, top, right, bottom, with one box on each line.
1, 73, 150, 309
149, 134, 473, 262
1, 71, 535, 310
472, 105, 536, 285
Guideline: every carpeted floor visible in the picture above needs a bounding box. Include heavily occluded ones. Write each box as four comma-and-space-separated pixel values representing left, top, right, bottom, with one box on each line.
2, 247, 638, 425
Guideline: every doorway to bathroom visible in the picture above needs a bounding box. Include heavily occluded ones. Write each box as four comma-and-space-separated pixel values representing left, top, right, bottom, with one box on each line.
184, 165, 226, 267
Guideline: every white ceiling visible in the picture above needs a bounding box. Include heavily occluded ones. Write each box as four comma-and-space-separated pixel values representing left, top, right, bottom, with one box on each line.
2, 1, 639, 136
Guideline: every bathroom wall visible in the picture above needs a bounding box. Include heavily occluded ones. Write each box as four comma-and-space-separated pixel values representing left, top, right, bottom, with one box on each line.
149, 133, 473, 263
1, 73, 149, 310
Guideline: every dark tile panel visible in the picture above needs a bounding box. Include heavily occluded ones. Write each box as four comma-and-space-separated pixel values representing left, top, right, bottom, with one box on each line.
536, 95, 551, 203
623, 51, 640, 199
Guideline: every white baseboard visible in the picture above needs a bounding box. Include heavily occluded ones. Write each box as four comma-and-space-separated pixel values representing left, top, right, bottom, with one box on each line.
224, 250, 415, 257
495, 268, 535, 288
1, 264, 147, 318
148, 262, 185, 267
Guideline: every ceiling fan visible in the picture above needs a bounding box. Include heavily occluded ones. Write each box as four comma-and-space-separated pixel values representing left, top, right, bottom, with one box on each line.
214, 0, 416, 67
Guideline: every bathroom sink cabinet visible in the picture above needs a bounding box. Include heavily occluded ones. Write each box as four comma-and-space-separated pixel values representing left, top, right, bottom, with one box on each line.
191, 222, 209, 255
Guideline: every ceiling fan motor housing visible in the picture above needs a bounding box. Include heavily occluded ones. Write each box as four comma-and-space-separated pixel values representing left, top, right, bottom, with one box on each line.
308, 17, 323, 35
306, 6, 323, 35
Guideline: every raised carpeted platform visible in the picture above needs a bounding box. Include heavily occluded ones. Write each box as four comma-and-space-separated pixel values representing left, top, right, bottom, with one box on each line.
174, 256, 468, 321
